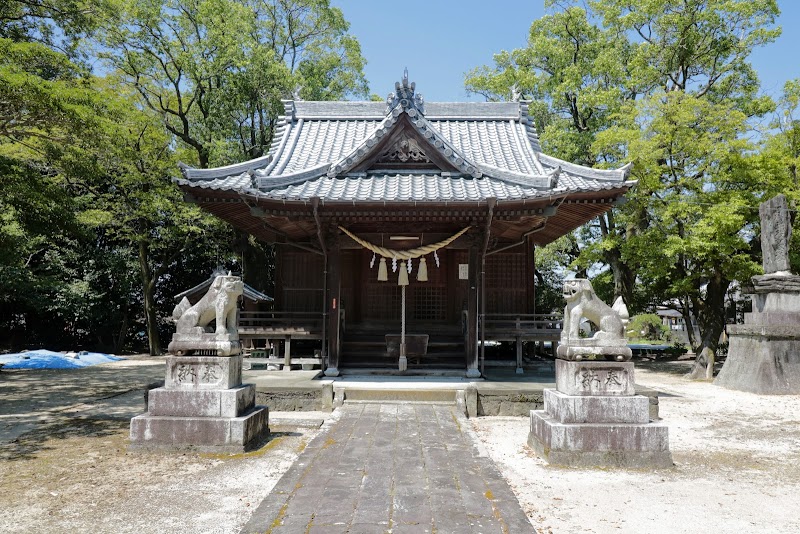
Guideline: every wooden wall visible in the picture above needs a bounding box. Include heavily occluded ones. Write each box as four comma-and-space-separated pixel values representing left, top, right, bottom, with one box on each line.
276, 245, 530, 320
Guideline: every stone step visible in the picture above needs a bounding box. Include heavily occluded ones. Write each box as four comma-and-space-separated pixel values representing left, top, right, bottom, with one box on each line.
335, 387, 459, 404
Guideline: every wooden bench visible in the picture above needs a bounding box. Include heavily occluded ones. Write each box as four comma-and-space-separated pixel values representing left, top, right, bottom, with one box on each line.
481, 314, 563, 373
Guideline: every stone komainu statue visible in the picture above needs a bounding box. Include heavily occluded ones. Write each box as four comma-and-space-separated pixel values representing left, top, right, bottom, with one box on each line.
172, 275, 244, 336
558, 279, 631, 361
562, 279, 624, 340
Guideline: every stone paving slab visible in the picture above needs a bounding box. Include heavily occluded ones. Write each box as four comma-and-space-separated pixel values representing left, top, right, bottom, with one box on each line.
241, 403, 535, 534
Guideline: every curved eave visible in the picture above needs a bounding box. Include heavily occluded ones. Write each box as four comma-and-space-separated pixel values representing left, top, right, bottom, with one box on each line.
179, 154, 272, 181
477, 164, 558, 189
174, 174, 636, 206
537, 153, 632, 182
176, 176, 633, 246
253, 163, 331, 190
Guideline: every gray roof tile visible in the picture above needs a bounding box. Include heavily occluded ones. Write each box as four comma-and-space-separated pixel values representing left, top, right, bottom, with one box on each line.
257, 173, 551, 203
178, 84, 632, 203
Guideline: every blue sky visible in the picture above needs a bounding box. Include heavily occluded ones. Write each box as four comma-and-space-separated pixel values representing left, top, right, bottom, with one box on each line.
332, 0, 799, 103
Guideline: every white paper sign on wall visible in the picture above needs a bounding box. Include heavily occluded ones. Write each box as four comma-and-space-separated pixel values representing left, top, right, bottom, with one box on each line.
458, 264, 469, 280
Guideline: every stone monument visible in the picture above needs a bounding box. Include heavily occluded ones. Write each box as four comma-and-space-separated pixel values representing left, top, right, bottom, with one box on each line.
130, 274, 269, 452
529, 279, 672, 468
715, 194, 800, 394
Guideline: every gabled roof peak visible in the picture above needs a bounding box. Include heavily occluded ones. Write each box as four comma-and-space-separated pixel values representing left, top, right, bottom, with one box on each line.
326, 111, 483, 179
385, 70, 425, 116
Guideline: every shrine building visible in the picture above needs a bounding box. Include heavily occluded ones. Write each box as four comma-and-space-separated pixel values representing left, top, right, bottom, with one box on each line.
176, 75, 633, 378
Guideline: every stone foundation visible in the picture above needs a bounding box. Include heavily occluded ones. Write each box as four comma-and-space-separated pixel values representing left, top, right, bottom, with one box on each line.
715, 274, 800, 394
529, 360, 672, 468
130, 354, 269, 453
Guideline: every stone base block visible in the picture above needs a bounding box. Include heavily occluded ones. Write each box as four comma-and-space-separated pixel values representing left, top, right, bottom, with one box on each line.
165, 354, 242, 390
148, 384, 255, 418
528, 410, 672, 468
555, 359, 635, 396
129, 406, 269, 453
743, 311, 800, 326
750, 274, 800, 298
168, 333, 241, 357
544, 389, 650, 424
557, 344, 632, 361
715, 332, 800, 394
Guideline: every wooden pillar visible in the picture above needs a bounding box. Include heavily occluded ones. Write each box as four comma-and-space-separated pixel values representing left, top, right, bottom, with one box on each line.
274, 245, 284, 311
282, 336, 292, 371
324, 232, 342, 377
466, 237, 481, 378
526, 234, 536, 314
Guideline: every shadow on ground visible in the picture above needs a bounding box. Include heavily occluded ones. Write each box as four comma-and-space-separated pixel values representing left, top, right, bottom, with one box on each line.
1, 417, 128, 461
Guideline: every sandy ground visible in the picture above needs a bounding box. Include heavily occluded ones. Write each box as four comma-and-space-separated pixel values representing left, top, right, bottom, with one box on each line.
1, 358, 799, 533
0, 358, 329, 534
473, 361, 800, 534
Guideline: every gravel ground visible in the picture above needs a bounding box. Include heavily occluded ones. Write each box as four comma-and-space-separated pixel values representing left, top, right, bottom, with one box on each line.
0, 357, 327, 534
472, 361, 800, 534
1, 358, 799, 533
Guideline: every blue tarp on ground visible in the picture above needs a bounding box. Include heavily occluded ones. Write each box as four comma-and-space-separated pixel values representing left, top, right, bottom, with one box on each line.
0, 349, 122, 369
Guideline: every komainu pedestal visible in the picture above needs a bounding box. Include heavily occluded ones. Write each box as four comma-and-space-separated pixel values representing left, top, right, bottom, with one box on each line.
130, 275, 269, 453
529, 279, 672, 468
529, 360, 672, 468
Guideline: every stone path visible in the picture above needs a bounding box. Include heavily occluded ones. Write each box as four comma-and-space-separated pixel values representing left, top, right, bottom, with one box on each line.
242, 403, 535, 534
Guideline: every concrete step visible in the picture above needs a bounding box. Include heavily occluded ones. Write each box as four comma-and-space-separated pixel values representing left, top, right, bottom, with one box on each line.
339, 388, 459, 403
340, 354, 465, 369
337, 370, 467, 378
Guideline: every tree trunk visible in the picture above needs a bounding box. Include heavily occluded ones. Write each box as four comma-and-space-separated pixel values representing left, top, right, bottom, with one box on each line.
598, 211, 637, 309
679, 298, 697, 350
138, 241, 161, 356
114, 308, 129, 354
686, 271, 729, 380
687, 345, 715, 380
609, 251, 636, 309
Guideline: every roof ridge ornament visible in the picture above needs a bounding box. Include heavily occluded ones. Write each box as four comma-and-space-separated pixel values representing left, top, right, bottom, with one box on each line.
386, 69, 425, 115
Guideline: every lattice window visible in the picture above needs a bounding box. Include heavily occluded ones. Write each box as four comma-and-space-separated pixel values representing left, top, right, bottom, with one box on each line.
280, 252, 323, 288
281, 289, 322, 312
485, 252, 526, 313
280, 251, 324, 312
364, 284, 402, 320
412, 286, 446, 321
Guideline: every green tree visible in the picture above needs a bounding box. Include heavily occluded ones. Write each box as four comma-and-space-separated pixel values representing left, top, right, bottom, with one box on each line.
467, 0, 782, 380
0, 0, 116, 56
101, 0, 367, 168
465, 3, 641, 307
592, 0, 780, 379
758, 79, 800, 272
0, 2, 130, 350
600, 92, 767, 377
57, 79, 230, 355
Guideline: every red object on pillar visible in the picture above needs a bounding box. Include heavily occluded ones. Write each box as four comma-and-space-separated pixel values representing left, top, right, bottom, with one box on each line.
332, 298, 337, 310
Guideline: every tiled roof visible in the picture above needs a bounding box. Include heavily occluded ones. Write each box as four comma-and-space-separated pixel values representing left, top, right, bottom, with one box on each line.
264, 173, 547, 202
178, 78, 632, 203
